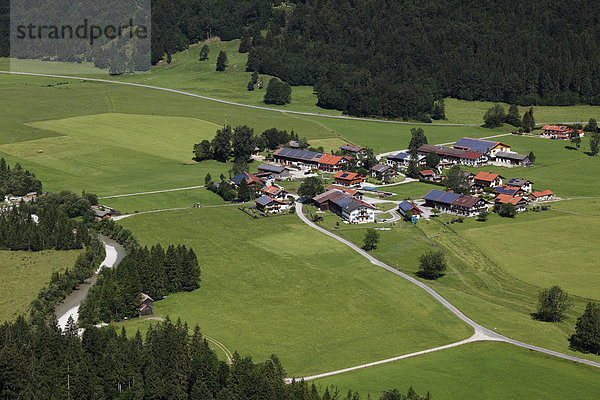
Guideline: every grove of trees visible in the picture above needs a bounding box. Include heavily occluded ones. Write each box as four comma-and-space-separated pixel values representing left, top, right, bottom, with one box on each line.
80, 244, 201, 324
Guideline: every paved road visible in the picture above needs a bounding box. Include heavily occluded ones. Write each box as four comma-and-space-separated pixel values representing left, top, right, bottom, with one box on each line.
294, 202, 600, 374
286, 330, 501, 383
99, 185, 205, 199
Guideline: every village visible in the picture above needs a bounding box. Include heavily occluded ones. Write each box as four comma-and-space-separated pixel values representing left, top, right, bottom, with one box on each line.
217, 134, 559, 225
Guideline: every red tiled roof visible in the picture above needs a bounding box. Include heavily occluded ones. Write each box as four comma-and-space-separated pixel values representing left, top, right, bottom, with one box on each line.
318, 154, 345, 166
462, 151, 484, 160
530, 190, 554, 198
474, 172, 503, 182
495, 194, 525, 205
333, 171, 363, 181
263, 186, 284, 196
420, 169, 434, 176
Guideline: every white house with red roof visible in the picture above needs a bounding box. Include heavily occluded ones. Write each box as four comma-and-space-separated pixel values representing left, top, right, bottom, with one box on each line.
334, 171, 365, 188
474, 172, 504, 188
528, 190, 554, 202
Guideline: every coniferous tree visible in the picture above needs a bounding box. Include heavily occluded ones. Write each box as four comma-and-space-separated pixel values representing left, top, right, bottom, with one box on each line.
238, 35, 252, 53
483, 104, 506, 128
506, 105, 521, 127
216, 51, 228, 71
408, 128, 428, 153
570, 302, 600, 355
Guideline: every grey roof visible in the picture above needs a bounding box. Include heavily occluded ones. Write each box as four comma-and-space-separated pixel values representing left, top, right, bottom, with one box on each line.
258, 164, 287, 174
495, 152, 529, 161
231, 172, 249, 185
389, 152, 425, 161
275, 147, 319, 161
333, 197, 372, 212
506, 178, 531, 187
256, 195, 275, 206
454, 137, 502, 153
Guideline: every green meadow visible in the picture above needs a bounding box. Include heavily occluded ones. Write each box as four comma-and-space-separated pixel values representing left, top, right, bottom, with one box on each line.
100, 188, 224, 214
315, 341, 600, 399
116, 207, 472, 376
324, 209, 600, 363
0, 249, 82, 322
444, 97, 600, 126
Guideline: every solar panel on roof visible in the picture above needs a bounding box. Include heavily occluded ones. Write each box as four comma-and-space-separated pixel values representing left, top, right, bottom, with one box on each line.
423, 190, 445, 201
439, 192, 461, 204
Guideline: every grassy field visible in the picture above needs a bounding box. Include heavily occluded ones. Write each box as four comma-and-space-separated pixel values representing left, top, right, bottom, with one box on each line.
100, 188, 225, 214
315, 341, 600, 399
458, 212, 600, 300
116, 207, 472, 376
550, 198, 600, 216
0, 249, 82, 322
444, 98, 600, 126
318, 209, 600, 363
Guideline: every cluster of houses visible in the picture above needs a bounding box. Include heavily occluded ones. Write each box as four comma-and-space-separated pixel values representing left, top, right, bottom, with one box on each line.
229, 167, 295, 214
541, 125, 585, 140
387, 137, 533, 170
3, 192, 37, 205
421, 172, 554, 217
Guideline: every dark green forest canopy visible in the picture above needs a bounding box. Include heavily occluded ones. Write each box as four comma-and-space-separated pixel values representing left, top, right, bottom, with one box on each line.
1, 0, 599, 118
247, 0, 600, 118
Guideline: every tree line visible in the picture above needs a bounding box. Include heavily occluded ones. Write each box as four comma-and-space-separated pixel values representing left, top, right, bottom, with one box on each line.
80, 243, 200, 325
0, 316, 432, 399
246, 0, 600, 120
193, 125, 306, 163
0, 201, 89, 251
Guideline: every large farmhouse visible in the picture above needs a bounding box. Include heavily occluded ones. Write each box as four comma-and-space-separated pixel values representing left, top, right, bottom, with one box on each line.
423, 189, 488, 217
453, 137, 512, 157
272, 147, 348, 172
417, 144, 488, 168
542, 125, 585, 140
312, 189, 375, 223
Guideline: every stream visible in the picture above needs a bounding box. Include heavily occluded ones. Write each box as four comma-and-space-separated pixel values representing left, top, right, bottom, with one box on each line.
55, 235, 125, 330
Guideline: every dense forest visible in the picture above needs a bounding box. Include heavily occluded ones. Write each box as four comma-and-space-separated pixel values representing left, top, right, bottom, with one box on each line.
0, 317, 432, 399
3, 0, 599, 117
0, 158, 42, 197
247, 0, 600, 119
80, 244, 201, 325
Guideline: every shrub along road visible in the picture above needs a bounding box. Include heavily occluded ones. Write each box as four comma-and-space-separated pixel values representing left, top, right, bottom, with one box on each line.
294, 201, 600, 379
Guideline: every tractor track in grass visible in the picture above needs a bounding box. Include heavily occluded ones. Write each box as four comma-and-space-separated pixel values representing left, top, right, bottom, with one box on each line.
289, 201, 600, 381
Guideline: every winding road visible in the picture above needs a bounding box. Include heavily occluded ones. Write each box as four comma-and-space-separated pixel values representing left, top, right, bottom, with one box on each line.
291, 201, 600, 380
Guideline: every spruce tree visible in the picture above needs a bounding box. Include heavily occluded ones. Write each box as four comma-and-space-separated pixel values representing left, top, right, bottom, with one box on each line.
216, 51, 228, 71
506, 104, 521, 127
